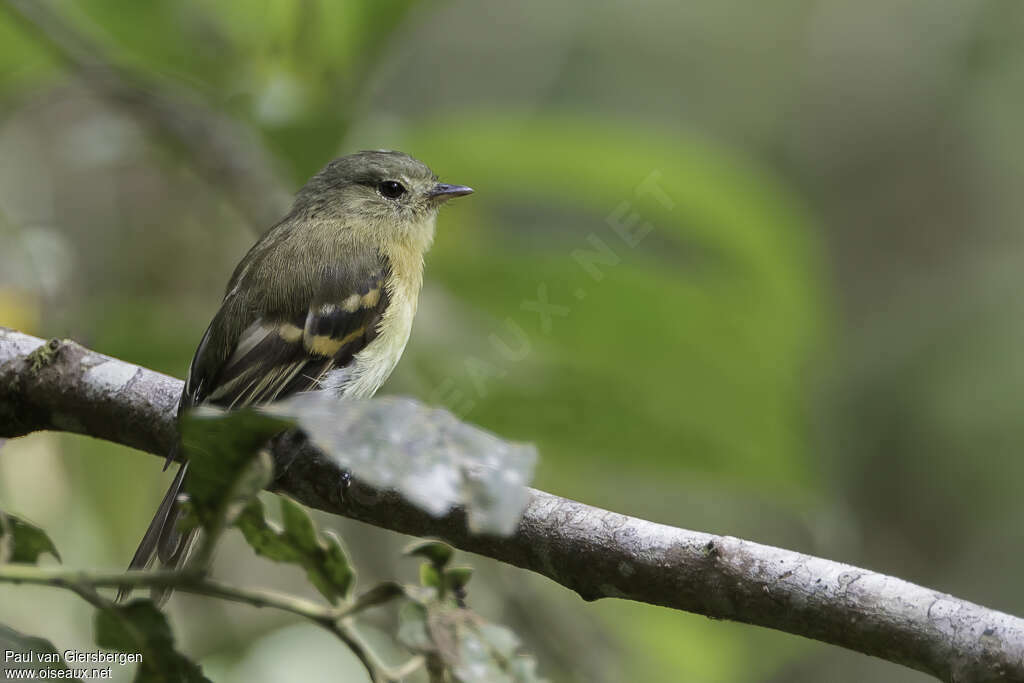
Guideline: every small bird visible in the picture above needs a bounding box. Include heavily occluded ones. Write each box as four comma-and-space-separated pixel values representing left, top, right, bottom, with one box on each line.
122, 151, 472, 601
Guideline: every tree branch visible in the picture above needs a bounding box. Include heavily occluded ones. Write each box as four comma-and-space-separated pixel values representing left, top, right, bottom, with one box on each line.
1, 328, 1022, 683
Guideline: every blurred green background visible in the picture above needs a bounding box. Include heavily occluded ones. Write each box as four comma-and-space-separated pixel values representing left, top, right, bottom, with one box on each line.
1, 1, 1023, 681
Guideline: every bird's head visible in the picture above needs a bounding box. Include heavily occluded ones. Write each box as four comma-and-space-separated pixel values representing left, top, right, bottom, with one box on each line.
294, 150, 473, 251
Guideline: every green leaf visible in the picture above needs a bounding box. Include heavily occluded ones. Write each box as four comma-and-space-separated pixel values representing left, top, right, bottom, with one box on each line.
0, 511, 60, 564
443, 567, 474, 594
419, 563, 442, 591
347, 581, 405, 616
236, 499, 301, 562
179, 407, 291, 535
405, 540, 454, 568
94, 600, 211, 683
0, 624, 79, 681
236, 496, 354, 603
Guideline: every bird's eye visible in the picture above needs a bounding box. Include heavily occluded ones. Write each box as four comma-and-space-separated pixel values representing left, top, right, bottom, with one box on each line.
378, 180, 406, 199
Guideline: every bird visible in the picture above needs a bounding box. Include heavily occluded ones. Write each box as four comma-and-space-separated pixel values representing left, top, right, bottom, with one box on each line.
120, 150, 472, 602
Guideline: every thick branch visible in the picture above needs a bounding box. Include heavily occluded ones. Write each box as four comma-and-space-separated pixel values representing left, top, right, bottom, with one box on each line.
1, 328, 1022, 683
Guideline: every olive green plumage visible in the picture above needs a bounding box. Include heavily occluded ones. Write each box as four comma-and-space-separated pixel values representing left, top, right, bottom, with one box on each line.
120, 151, 472, 603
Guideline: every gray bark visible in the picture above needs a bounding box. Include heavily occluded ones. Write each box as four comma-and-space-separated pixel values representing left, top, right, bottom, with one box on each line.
2, 328, 1022, 682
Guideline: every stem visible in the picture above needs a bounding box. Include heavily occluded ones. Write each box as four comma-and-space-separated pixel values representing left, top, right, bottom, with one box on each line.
333, 620, 387, 683
0, 565, 346, 625
0, 563, 418, 680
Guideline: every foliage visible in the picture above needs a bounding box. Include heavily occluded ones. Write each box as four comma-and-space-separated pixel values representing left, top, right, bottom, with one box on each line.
178, 408, 290, 537
237, 496, 354, 604
0, 400, 543, 681
0, 0, 841, 680
0, 511, 61, 564
0, 624, 79, 681
399, 540, 545, 683
94, 601, 211, 683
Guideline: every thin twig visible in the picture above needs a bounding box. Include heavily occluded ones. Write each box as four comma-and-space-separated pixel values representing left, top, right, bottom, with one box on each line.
0, 565, 347, 624
0, 563, 419, 683
334, 620, 391, 683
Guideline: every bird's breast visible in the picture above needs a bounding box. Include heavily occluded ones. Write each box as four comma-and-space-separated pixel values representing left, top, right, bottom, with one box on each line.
329, 252, 423, 399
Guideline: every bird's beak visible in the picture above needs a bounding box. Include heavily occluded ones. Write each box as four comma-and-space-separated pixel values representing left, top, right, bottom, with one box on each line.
428, 183, 474, 202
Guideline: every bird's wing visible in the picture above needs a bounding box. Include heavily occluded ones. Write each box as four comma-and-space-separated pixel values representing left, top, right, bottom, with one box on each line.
183, 262, 390, 411
139, 252, 391, 600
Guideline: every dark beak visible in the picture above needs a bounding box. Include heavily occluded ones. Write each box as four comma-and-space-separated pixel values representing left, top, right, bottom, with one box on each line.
428, 183, 474, 202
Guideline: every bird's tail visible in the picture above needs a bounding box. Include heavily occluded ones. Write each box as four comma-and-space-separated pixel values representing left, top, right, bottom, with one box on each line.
117, 460, 201, 605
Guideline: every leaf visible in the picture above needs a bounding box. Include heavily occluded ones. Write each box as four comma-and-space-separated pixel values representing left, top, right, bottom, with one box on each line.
405, 540, 454, 568
269, 394, 537, 535
476, 623, 520, 659
395, 597, 547, 683
396, 601, 432, 652
347, 581, 405, 616
0, 511, 60, 564
444, 567, 474, 594
236, 496, 354, 603
179, 407, 292, 534
0, 624, 80, 681
453, 623, 511, 683
94, 600, 211, 683
506, 654, 546, 683
419, 563, 442, 591
408, 542, 469, 598
451, 618, 548, 683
